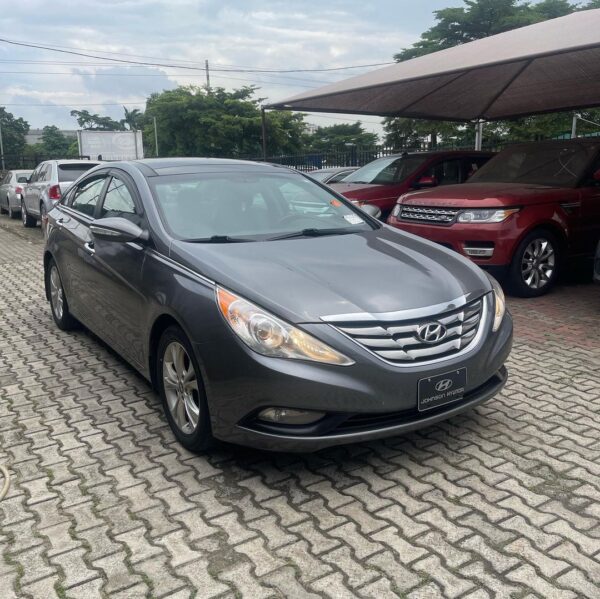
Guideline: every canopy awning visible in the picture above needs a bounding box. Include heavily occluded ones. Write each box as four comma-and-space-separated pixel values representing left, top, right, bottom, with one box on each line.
266, 9, 600, 122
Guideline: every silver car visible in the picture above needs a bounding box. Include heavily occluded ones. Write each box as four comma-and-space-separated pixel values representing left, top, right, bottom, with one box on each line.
0, 169, 32, 219
22, 159, 100, 234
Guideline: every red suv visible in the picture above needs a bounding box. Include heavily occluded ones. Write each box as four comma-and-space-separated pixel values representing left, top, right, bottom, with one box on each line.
387, 139, 600, 297
330, 151, 494, 218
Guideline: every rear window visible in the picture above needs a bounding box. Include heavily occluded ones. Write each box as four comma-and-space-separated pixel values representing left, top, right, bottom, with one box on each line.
58, 163, 99, 182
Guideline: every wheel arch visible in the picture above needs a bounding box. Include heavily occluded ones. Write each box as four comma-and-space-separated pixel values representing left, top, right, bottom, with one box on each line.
43, 251, 54, 300
148, 313, 189, 389
514, 220, 568, 261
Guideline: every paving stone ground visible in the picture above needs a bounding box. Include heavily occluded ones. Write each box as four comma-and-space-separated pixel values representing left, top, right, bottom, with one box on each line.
0, 216, 599, 599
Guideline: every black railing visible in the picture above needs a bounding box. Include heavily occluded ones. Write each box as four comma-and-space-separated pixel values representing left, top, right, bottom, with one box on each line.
245, 141, 508, 171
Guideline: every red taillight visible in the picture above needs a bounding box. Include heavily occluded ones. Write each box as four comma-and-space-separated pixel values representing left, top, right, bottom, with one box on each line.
15, 185, 23, 194
48, 184, 61, 200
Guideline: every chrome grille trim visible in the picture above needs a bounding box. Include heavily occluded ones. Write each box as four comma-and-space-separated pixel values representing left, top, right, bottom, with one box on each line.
399, 205, 460, 224
329, 294, 490, 367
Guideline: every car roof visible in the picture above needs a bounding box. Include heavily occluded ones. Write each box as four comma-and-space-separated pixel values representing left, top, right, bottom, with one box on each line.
109, 157, 294, 177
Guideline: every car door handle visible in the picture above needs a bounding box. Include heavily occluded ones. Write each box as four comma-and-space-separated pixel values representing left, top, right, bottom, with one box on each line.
84, 241, 95, 255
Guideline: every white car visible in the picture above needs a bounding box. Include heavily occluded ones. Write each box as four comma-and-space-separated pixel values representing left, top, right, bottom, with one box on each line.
0, 169, 32, 219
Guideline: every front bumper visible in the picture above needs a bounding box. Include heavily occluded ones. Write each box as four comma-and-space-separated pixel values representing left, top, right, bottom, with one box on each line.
193, 305, 513, 452
387, 217, 517, 266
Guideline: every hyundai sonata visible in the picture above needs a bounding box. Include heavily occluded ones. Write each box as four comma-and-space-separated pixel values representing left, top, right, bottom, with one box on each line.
44, 158, 512, 452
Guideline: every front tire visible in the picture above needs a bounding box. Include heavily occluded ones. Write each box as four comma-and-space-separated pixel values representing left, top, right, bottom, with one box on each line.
21, 201, 36, 228
47, 259, 78, 330
157, 326, 214, 453
508, 230, 560, 297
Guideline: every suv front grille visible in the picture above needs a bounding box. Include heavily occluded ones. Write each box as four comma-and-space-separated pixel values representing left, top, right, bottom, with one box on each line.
331, 297, 485, 365
399, 205, 459, 224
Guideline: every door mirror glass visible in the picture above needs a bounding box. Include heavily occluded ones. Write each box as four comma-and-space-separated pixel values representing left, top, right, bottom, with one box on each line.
413, 175, 438, 189
90, 217, 148, 243
359, 204, 382, 220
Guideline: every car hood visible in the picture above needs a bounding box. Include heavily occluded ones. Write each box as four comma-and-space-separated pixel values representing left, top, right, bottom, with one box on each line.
170, 227, 490, 324
401, 182, 576, 207
330, 181, 403, 201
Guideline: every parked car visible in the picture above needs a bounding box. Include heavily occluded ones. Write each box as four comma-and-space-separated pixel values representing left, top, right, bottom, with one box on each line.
306, 166, 359, 184
22, 159, 101, 235
330, 151, 494, 219
44, 158, 512, 453
387, 139, 600, 297
0, 169, 32, 219
594, 241, 600, 284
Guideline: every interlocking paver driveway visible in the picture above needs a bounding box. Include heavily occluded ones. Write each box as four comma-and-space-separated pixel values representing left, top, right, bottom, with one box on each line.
1, 218, 599, 598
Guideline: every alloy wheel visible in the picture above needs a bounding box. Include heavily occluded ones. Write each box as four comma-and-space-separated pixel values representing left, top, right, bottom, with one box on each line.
49, 265, 64, 320
162, 341, 200, 434
521, 238, 555, 290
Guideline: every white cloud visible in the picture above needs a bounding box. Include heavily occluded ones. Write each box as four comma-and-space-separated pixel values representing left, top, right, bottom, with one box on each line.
0, 0, 453, 134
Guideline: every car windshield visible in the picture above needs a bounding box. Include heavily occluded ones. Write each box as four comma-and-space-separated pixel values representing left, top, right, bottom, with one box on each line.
342, 155, 428, 185
150, 171, 376, 241
58, 163, 99, 182
468, 143, 598, 187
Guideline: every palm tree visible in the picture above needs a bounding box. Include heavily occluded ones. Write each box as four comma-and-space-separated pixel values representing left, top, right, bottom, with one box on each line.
121, 107, 144, 131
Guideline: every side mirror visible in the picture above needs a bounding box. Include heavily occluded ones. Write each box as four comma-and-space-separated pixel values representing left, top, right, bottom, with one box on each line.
360, 204, 382, 220
413, 175, 438, 189
90, 217, 149, 243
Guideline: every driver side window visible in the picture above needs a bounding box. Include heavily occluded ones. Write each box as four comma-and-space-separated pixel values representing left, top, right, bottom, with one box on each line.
70, 177, 106, 217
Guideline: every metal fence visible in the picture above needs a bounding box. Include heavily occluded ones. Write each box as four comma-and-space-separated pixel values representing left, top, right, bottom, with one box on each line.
246, 141, 508, 171
0, 154, 92, 172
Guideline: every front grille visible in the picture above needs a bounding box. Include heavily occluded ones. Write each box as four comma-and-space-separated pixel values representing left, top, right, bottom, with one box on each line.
399, 204, 459, 224
332, 297, 485, 365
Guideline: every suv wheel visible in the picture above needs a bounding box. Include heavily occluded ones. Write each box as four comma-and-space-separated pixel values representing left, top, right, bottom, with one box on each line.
157, 326, 214, 453
509, 230, 560, 297
8, 200, 18, 219
46, 259, 78, 330
40, 203, 48, 238
21, 201, 36, 228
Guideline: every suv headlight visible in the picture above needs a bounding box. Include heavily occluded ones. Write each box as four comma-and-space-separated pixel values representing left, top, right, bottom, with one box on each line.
457, 208, 519, 223
486, 275, 506, 332
217, 287, 353, 365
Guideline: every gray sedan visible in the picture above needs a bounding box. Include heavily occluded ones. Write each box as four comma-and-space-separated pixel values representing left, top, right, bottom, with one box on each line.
44, 158, 512, 453
0, 169, 32, 218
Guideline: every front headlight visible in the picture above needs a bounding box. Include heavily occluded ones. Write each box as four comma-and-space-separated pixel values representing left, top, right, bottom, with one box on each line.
486, 275, 506, 332
457, 208, 519, 223
217, 287, 354, 365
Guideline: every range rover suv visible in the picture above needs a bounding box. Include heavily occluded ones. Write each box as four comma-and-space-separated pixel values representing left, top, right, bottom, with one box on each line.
388, 140, 600, 297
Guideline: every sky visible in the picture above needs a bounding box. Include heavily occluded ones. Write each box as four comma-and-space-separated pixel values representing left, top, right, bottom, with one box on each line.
0, 0, 466, 137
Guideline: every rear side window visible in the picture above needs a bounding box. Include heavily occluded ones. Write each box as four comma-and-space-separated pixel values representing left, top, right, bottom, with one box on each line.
99, 178, 139, 223
71, 177, 106, 217
58, 163, 98, 183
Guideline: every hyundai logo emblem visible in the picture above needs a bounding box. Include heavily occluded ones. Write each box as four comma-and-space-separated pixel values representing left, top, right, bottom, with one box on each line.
416, 322, 447, 344
435, 378, 453, 392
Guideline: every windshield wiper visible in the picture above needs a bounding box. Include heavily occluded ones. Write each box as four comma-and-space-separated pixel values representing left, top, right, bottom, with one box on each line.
181, 235, 255, 243
269, 228, 358, 241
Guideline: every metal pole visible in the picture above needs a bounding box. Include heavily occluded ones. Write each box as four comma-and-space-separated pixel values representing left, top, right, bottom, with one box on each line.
205, 59, 211, 91
475, 120, 484, 150
0, 122, 5, 170
153, 117, 159, 157
261, 107, 267, 161
571, 114, 578, 139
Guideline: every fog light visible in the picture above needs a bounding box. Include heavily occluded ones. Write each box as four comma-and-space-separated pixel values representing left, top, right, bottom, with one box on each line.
258, 407, 325, 425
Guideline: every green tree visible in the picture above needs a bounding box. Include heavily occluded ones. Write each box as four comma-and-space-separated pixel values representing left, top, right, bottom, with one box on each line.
305, 122, 379, 151
0, 107, 29, 157
120, 107, 145, 131
40, 125, 71, 157
70, 109, 125, 131
144, 85, 306, 158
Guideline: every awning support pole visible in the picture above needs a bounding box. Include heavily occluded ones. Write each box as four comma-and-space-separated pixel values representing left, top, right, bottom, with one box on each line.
571, 113, 578, 139
475, 120, 484, 151
261, 107, 267, 161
